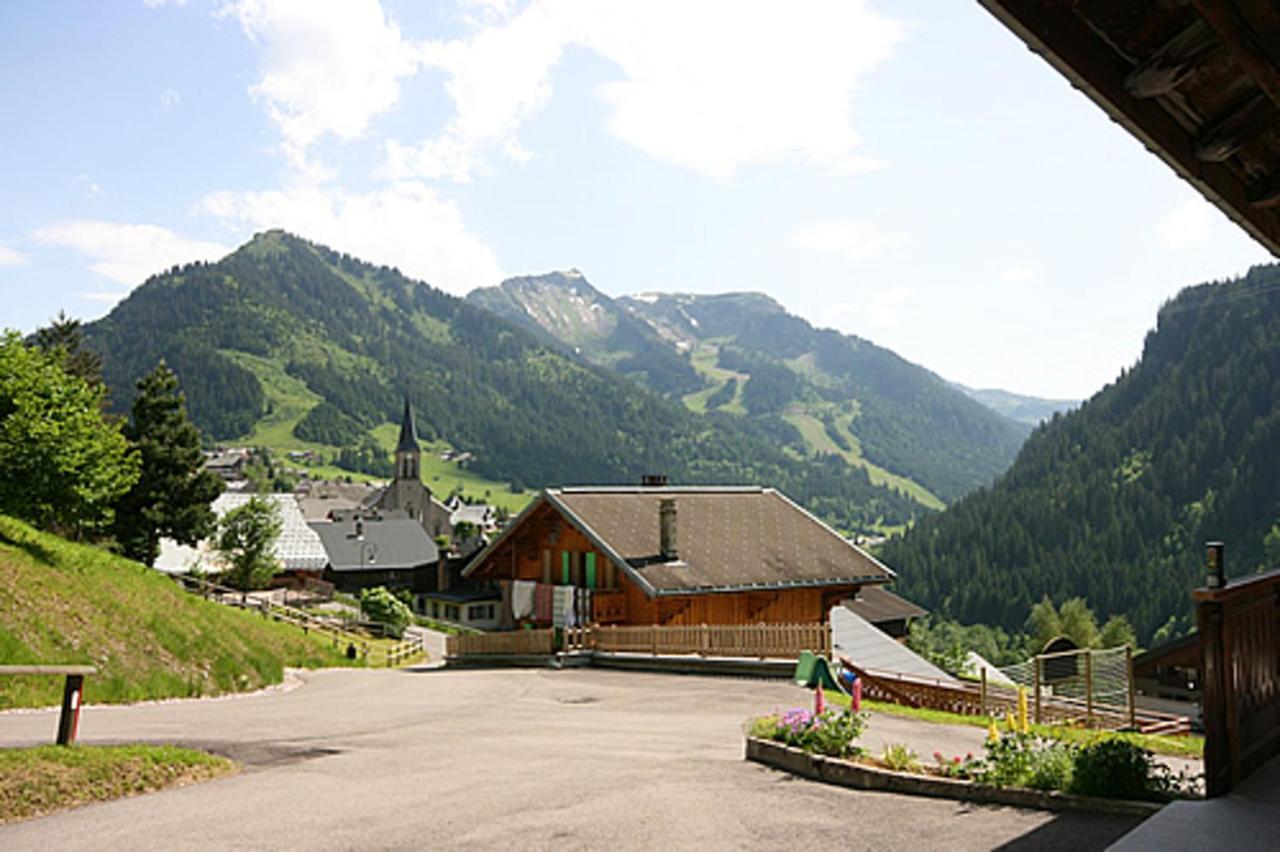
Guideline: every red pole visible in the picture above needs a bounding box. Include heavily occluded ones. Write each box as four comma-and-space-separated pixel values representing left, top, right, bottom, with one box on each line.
56, 674, 84, 746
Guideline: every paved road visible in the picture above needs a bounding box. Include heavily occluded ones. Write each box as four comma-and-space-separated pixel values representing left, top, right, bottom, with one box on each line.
0, 668, 1145, 850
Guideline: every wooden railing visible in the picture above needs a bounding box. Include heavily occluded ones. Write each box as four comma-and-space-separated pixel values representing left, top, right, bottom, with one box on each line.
383, 635, 427, 667
175, 575, 370, 659
0, 665, 97, 745
592, 622, 830, 659
1196, 568, 1280, 797
445, 622, 829, 660
842, 661, 1189, 735
447, 629, 556, 657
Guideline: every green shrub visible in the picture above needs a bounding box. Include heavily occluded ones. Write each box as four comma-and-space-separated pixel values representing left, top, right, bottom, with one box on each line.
881, 743, 921, 772
978, 733, 1076, 790
1070, 739, 1163, 801
359, 586, 412, 639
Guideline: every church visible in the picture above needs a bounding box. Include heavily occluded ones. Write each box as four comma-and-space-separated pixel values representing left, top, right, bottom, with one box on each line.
370, 398, 454, 540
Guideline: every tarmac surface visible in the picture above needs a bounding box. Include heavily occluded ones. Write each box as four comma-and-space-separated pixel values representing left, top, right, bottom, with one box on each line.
0, 667, 1149, 850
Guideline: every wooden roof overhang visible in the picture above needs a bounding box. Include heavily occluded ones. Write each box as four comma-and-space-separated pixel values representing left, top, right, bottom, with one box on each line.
980, 0, 1280, 256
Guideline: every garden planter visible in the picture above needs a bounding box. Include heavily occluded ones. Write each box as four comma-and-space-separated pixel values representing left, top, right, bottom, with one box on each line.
744, 737, 1164, 818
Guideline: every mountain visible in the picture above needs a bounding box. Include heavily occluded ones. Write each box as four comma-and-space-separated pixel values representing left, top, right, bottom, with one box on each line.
469, 277, 1028, 506
467, 271, 703, 396
882, 264, 1280, 642
84, 230, 924, 534
957, 385, 1078, 426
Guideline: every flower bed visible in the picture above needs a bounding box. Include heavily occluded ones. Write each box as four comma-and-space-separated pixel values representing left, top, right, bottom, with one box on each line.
745, 706, 1200, 814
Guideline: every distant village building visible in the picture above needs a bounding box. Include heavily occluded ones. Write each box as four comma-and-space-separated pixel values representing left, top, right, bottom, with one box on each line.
296, 479, 381, 523
369, 398, 453, 540
310, 510, 440, 595
203, 448, 249, 483
153, 492, 328, 576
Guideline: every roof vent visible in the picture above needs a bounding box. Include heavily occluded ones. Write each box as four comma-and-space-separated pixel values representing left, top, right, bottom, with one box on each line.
659, 498, 678, 561
642, 474, 668, 487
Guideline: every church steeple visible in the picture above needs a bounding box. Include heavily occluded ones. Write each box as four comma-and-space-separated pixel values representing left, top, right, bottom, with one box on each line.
395, 396, 420, 481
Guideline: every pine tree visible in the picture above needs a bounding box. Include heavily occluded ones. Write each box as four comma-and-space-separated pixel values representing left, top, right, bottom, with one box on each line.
32, 310, 104, 387
112, 362, 223, 565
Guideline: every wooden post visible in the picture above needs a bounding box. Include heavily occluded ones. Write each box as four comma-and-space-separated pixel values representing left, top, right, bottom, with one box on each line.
1126, 644, 1136, 729
1033, 656, 1042, 724
1085, 650, 1094, 728
700, 624, 709, 657
980, 667, 988, 717
56, 674, 85, 746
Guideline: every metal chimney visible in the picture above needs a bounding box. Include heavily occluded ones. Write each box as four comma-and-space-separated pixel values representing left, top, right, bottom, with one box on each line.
659, 498, 678, 561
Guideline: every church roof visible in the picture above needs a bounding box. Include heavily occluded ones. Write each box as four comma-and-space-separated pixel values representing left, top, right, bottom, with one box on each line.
396, 396, 421, 453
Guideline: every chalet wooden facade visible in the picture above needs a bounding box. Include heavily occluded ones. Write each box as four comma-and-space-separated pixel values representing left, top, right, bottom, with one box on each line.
461, 486, 896, 629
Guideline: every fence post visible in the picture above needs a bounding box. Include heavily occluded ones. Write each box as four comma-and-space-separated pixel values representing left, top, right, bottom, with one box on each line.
980, 667, 988, 717
1033, 656, 1042, 724
56, 674, 85, 746
700, 624, 709, 657
1085, 649, 1094, 728
1126, 644, 1136, 730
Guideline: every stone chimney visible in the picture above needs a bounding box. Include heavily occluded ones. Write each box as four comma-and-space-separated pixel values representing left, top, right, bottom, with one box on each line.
659, 498, 678, 561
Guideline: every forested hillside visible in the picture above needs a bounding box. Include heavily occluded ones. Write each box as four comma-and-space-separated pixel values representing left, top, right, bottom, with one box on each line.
470, 278, 1028, 505
883, 265, 1280, 641
85, 231, 923, 533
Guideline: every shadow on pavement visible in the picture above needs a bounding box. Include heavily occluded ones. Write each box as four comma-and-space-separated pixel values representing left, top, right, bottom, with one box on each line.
994, 810, 1146, 851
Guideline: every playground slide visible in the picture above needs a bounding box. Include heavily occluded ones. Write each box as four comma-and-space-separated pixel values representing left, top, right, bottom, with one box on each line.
793, 650, 850, 693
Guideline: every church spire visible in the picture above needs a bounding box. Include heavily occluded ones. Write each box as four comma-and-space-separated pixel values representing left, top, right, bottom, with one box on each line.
396, 396, 420, 454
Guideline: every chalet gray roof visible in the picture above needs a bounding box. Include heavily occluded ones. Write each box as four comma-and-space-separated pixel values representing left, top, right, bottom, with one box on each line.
310, 516, 438, 571
843, 586, 927, 625
470, 486, 893, 595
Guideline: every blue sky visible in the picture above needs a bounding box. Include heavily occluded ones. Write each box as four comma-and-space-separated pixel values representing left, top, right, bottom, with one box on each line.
0, 0, 1270, 399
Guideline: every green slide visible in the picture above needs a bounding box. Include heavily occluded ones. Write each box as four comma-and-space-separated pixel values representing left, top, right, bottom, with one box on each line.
793, 651, 849, 693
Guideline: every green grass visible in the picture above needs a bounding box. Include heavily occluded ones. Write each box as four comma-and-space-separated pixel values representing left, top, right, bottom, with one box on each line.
0, 515, 360, 709
0, 744, 235, 825
682, 342, 748, 414
817, 690, 1203, 759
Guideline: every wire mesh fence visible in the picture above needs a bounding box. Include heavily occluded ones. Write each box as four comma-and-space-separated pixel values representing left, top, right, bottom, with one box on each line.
995, 646, 1135, 728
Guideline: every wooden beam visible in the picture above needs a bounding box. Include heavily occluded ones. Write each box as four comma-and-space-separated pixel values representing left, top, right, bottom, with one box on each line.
978, 0, 1280, 256
1124, 19, 1220, 98
1194, 92, 1274, 161
1193, 0, 1280, 113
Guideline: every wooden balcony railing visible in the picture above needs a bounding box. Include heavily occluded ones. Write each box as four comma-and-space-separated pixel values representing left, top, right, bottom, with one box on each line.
1196, 568, 1280, 797
591, 590, 627, 624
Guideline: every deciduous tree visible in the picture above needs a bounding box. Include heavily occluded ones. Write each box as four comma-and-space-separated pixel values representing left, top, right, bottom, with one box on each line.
215, 496, 281, 590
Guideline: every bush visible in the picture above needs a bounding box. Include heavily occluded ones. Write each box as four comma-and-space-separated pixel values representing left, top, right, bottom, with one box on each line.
978, 733, 1075, 790
749, 708, 868, 758
359, 586, 412, 639
1070, 739, 1167, 801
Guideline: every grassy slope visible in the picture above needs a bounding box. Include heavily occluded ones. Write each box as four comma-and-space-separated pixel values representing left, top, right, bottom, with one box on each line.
0, 516, 356, 709
0, 745, 236, 825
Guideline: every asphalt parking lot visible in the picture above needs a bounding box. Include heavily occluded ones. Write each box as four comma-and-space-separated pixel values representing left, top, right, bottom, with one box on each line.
0, 667, 1145, 850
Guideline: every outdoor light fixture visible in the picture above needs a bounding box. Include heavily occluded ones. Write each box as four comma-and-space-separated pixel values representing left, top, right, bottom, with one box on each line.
1206, 541, 1225, 589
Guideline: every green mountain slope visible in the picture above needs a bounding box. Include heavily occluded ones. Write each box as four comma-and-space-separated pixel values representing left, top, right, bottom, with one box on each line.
0, 514, 352, 709
85, 231, 924, 534
470, 276, 1026, 504
882, 265, 1280, 641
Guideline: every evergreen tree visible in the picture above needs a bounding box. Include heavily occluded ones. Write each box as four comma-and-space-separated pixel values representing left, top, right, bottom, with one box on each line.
0, 331, 138, 537
112, 362, 224, 566
32, 310, 103, 387
215, 496, 281, 590
1098, 615, 1137, 650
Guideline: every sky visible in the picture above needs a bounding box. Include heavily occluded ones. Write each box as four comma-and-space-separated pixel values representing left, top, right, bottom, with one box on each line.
0, 0, 1271, 400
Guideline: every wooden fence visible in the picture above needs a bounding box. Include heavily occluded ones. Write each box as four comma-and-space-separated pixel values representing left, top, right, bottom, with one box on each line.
175, 575, 370, 659
843, 661, 1189, 735
1197, 568, 1280, 797
593, 623, 830, 659
446, 622, 829, 660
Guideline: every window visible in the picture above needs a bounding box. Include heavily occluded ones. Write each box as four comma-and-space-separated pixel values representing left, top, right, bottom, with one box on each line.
446, 605, 460, 621
468, 604, 495, 621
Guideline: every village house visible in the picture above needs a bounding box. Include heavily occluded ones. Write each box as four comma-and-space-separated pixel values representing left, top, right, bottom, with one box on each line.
310, 510, 440, 595
461, 482, 905, 630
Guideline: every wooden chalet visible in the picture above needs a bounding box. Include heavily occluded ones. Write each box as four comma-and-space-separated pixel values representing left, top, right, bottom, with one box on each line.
461, 485, 896, 629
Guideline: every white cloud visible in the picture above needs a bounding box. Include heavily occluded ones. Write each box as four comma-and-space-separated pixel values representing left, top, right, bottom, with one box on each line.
78, 290, 131, 305
787, 219, 907, 262
1157, 199, 1215, 249
1001, 265, 1037, 282
217, 0, 421, 169
393, 0, 902, 181
0, 245, 27, 267
32, 221, 230, 285
157, 87, 182, 114
199, 181, 504, 294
